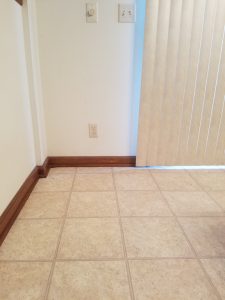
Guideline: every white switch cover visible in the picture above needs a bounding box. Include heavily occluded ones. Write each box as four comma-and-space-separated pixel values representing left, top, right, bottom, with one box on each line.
86, 3, 98, 23
118, 4, 136, 23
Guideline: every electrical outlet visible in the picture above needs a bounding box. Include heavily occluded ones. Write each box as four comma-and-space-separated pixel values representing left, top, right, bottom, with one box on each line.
89, 124, 98, 138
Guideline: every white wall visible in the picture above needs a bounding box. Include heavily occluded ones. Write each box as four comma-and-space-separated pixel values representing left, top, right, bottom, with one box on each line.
35, 0, 145, 156
0, 0, 35, 215
22, 0, 48, 165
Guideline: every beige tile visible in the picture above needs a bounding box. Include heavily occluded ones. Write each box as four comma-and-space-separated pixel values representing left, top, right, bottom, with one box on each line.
122, 217, 193, 258
58, 218, 123, 259
48, 261, 131, 300
118, 191, 172, 216
34, 174, 74, 192
114, 173, 157, 191
189, 172, 225, 191
201, 259, 225, 299
163, 191, 223, 216
113, 167, 149, 174
187, 169, 225, 173
129, 259, 218, 300
152, 172, 200, 191
0, 219, 61, 260
73, 174, 114, 191
77, 167, 112, 174
19, 192, 69, 219
179, 217, 225, 257
150, 169, 187, 173
208, 191, 225, 211
0, 262, 51, 300
48, 167, 76, 175
67, 192, 118, 217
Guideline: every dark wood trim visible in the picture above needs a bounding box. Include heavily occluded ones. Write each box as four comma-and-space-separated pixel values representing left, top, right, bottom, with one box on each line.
48, 156, 136, 167
37, 157, 50, 178
15, 0, 23, 5
0, 167, 39, 245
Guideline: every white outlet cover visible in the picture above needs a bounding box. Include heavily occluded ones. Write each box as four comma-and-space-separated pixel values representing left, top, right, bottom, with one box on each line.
118, 4, 136, 23
89, 124, 98, 138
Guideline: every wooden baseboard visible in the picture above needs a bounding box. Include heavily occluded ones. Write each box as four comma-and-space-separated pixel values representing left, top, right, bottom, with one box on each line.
37, 157, 50, 178
48, 156, 136, 167
0, 167, 39, 245
0, 155, 136, 245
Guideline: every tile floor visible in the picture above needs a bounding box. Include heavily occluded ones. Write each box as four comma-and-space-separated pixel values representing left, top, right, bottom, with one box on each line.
1, 167, 225, 299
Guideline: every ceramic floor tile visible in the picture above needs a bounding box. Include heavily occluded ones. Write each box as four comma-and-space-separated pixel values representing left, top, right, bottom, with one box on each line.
113, 167, 149, 174
187, 170, 225, 173
122, 217, 193, 258
201, 259, 225, 299
150, 169, 187, 173
189, 172, 225, 191
0, 262, 51, 300
73, 174, 114, 191
152, 172, 200, 191
118, 191, 172, 216
19, 192, 69, 219
48, 261, 131, 300
77, 167, 112, 174
33, 174, 74, 192
163, 191, 223, 216
57, 218, 123, 259
48, 167, 76, 175
114, 173, 158, 191
208, 191, 225, 211
0, 219, 62, 260
129, 259, 218, 300
179, 217, 225, 257
67, 192, 118, 217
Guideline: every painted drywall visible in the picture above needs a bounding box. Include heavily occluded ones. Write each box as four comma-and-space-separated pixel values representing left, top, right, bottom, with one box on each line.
0, 1, 35, 215
21, 0, 48, 165
35, 0, 146, 156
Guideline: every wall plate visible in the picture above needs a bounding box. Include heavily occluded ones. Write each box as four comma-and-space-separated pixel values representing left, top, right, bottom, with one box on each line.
118, 4, 136, 23
86, 3, 98, 23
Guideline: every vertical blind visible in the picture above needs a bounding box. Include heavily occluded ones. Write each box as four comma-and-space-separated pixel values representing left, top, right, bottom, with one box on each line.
137, 0, 225, 166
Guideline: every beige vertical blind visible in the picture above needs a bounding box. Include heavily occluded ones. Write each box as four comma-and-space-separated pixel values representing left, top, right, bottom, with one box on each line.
137, 0, 225, 166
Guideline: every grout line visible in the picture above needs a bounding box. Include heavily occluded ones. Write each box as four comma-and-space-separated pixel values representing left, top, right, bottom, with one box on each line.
207, 198, 225, 214
17, 215, 225, 221
127, 255, 225, 260
31, 190, 116, 194
187, 168, 225, 218
31, 187, 225, 194
17, 217, 65, 220
27, 191, 71, 194
43, 169, 77, 300
154, 170, 223, 300
56, 257, 125, 262
32, 190, 74, 194
2, 254, 225, 264
56, 255, 225, 261
112, 172, 135, 300
174, 221, 222, 300
0, 259, 53, 263
187, 170, 225, 214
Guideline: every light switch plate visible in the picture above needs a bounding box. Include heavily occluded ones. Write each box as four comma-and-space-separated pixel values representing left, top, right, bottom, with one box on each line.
86, 3, 98, 23
118, 4, 136, 23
